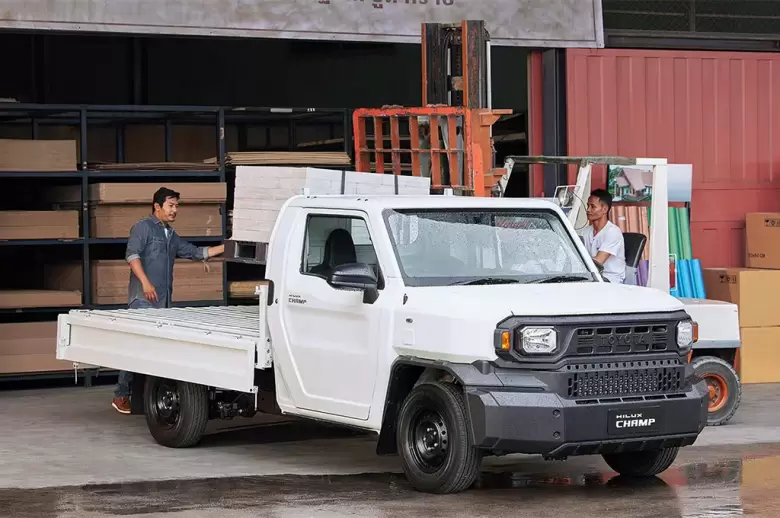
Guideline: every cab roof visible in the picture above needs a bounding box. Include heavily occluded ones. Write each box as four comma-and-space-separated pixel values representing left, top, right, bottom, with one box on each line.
289, 194, 563, 213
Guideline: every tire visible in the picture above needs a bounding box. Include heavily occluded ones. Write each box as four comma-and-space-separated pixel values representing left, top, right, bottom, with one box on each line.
602, 447, 679, 477
396, 381, 480, 494
692, 355, 741, 426
144, 376, 209, 448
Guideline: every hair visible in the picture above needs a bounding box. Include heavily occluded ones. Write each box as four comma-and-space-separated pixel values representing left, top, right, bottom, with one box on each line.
590, 188, 613, 213
152, 187, 180, 213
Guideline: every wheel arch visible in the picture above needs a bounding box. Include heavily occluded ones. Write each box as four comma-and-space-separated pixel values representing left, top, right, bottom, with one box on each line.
376, 358, 467, 455
691, 348, 737, 367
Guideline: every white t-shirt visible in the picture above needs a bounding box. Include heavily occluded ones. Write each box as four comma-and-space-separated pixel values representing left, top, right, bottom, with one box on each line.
581, 221, 626, 284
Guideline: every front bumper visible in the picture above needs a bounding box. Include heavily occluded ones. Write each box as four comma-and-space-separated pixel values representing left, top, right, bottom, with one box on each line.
465, 378, 709, 457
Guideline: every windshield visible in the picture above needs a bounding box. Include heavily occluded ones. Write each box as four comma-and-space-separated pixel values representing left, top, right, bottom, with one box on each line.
383, 209, 594, 287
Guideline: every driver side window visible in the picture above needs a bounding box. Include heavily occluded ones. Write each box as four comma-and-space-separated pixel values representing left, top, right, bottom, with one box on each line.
302, 214, 382, 286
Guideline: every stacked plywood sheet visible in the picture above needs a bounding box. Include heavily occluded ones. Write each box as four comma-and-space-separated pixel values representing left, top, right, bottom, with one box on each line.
0, 210, 79, 240
0, 322, 71, 374
79, 182, 226, 238
91, 259, 223, 305
204, 152, 351, 167
231, 166, 431, 242
0, 139, 77, 171
90, 205, 222, 238
87, 162, 217, 171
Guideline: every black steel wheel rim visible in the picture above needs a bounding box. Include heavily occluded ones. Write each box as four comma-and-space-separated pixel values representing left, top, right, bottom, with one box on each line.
408, 408, 449, 474
153, 380, 181, 429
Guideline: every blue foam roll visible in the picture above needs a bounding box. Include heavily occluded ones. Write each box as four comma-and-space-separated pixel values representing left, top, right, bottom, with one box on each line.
691, 259, 706, 299
677, 259, 696, 298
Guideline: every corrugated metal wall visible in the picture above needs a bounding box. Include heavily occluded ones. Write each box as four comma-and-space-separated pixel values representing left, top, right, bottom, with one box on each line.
566, 48, 780, 268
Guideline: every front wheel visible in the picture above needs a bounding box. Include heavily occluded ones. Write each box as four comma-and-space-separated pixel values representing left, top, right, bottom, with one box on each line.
144, 376, 209, 448
602, 447, 679, 477
692, 355, 741, 426
396, 381, 481, 494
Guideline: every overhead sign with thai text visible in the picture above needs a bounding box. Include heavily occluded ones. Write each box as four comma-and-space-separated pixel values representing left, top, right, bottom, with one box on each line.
0, 0, 604, 48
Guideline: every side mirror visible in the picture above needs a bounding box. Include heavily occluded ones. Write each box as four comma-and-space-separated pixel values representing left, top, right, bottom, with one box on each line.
328, 263, 379, 304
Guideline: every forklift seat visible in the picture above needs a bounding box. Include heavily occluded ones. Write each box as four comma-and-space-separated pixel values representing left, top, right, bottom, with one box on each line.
623, 232, 647, 269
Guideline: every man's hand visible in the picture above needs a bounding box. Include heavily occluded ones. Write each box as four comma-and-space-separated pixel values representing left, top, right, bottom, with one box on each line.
142, 280, 158, 303
207, 244, 225, 258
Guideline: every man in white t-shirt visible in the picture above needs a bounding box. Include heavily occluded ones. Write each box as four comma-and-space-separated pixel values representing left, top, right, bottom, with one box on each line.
580, 188, 626, 284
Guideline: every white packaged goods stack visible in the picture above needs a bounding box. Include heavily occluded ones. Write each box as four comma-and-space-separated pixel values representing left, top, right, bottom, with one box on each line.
231, 166, 431, 243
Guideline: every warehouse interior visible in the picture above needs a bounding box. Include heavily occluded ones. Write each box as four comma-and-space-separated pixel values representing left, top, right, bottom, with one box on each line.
0, 31, 530, 382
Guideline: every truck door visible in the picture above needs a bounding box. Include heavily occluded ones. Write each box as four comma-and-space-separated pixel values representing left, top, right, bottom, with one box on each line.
276, 210, 382, 421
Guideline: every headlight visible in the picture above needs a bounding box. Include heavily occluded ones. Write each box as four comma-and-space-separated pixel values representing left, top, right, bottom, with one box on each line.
676, 320, 694, 349
521, 327, 558, 354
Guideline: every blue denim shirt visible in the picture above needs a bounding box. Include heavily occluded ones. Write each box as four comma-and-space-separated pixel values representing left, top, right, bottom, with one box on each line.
125, 216, 208, 308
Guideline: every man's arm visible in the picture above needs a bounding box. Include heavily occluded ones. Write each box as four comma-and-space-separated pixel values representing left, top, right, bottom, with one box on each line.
593, 227, 624, 266
174, 234, 224, 261
126, 223, 158, 303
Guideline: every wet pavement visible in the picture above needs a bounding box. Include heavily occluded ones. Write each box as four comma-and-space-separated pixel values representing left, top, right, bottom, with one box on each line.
3, 384, 780, 516
3, 442, 780, 517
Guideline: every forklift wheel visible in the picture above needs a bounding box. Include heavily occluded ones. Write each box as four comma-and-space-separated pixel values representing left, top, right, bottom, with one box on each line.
692, 355, 741, 427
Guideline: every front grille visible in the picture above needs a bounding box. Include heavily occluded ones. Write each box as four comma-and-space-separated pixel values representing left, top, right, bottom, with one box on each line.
565, 360, 684, 399
572, 324, 672, 356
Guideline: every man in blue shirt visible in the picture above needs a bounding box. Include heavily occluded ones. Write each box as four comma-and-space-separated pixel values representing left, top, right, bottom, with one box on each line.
112, 187, 224, 414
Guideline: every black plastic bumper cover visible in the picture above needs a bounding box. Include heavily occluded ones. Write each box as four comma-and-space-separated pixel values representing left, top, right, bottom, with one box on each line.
465, 379, 709, 457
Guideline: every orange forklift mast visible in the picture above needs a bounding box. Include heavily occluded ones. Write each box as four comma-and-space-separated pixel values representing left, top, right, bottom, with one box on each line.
353, 20, 510, 196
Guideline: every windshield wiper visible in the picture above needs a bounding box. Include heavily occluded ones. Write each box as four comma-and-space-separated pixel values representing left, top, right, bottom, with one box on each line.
527, 275, 593, 284
450, 277, 522, 286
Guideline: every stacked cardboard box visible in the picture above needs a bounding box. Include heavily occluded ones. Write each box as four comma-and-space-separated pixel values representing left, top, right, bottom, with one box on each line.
91, 259, 223, 305
702, 212, 780, 383
703, 268, 780, 384
231, 166, 431, 242
0, 321, 70, 374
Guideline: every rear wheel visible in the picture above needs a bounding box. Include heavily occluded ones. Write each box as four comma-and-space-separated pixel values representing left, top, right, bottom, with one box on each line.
144, 376, 209, 448
692, 355, 741, 426
396, 381, 480, 494
602, 447, 679, 477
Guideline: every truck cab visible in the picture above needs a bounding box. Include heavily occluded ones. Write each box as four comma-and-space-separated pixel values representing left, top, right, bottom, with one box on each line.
56, 193, 709, 495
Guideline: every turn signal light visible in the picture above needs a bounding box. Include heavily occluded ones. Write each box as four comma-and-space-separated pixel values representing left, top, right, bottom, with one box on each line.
500, 331, 511, 352
692, 321, 699, 343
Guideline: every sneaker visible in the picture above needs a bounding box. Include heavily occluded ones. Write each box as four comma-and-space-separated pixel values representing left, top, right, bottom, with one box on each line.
112, 397, 131, 414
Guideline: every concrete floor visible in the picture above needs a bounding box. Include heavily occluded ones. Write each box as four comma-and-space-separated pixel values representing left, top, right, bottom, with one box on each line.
2, 442, 780, 517
0, 383, 779, 492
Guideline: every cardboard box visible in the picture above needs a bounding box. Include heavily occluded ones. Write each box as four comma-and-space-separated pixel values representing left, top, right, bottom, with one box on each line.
0, 211, 79, 240
0, 321, 71, 374
0, 139, 77, 171
746, 212, 780, 269
90, 204, 222, 238
739, 327, 780, 384
91, 259, 223, 305
702, 268, 780, 328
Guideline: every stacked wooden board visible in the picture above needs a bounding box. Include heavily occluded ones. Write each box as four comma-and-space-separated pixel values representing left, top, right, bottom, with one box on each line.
88, 162, 216, 171
231, 166, 431, 243
0, 322, 71, 374
204, 152, 351, 167
0, 139, 77, 171
48, 182, 226, 238
0, 210, 79, 240
91, 259, 224, 305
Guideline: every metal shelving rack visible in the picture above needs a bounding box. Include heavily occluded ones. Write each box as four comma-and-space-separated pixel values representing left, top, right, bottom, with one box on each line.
0, 103, 228, 310
0, 103, 354, 383
0, 103, 228, 384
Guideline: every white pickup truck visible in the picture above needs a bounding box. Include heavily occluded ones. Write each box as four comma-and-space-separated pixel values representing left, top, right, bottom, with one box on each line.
56, 194, 709, 494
